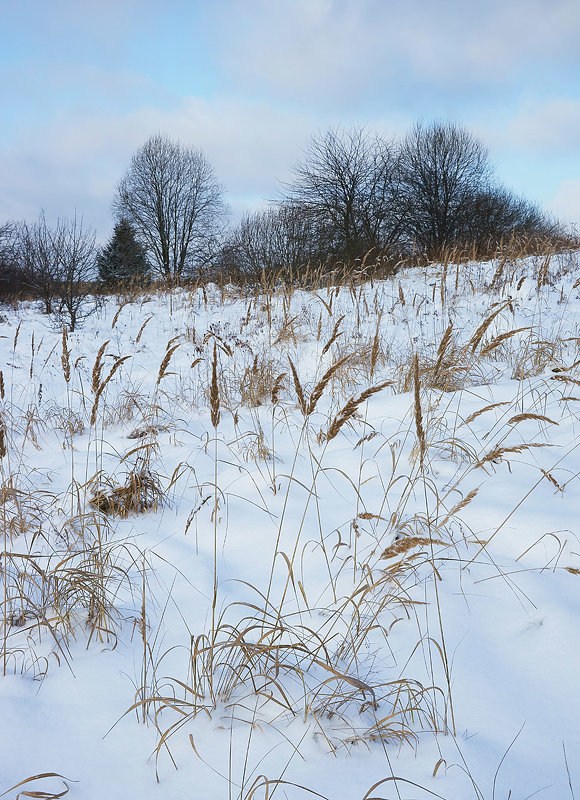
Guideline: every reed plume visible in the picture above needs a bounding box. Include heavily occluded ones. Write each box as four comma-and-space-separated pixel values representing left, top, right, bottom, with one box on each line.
210, 343, 220, 428
434, 321, 453, 378
307, 353, 352, 415
413, 354, 426, 469
288, 358, 307, 415
61, 327, 71, 384
326, 380, 392, 441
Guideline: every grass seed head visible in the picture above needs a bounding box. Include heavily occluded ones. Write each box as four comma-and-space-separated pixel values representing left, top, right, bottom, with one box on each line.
413, 354, 426, 469
210, 342, 220, 428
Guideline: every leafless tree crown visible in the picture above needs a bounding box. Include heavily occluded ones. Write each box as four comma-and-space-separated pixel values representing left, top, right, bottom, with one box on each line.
399, 121, 492, 256
16, 213, 96, 329
114, 133, 225, 279
285, 126, 403, 261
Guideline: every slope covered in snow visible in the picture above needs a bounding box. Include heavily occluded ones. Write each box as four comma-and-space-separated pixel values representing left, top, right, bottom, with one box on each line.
1, 251, 579, 799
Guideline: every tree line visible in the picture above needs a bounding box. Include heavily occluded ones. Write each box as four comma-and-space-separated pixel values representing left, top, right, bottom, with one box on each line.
0, 121, 565, 327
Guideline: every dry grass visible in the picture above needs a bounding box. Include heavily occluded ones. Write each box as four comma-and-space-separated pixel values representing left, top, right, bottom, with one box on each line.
89, 468, 163, 516
1, 238, 579, 795
326, 381, 392, 441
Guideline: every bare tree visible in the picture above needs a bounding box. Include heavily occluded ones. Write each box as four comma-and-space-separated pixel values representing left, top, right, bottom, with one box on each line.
399, 121, 492, 257
114, 133, 226, 280
52, 215, 97, 331
18, 213, 63, 314
460, 187, 552, 254
285, 127, 404, 263
17, 214, 96, 329
0, 221, 24, 301
220, 202, 323, 279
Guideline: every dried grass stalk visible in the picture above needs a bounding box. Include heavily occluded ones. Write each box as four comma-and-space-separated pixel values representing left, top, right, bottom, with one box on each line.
440, 487, 479, 526
91, 340, 110, 394
551, 375, 580, 388
0, 370, 4, 400
467, 300, 512, 353
111, 300, 128, 329
413, 354, 426, 469
370, 313, 382, 378
463, 401, 510, 426
135, 315, 153, 344
210, 342, 220, 428
307, 353, 352, 415
156, 343, 181, 386
536, 253, 551, 291
0, 772, 72, 799
326, 380, 392, 441
288, 357, 307, 415
541, 469, 564, 492
508, 413, 558, 426
0, 419, 6, 458
321, 315, 345, 356
90, 355, 131, 426
489, 256, 508, 290
271, 372, 286, 405
382, 536, 447, 559
480, 327, 532, 357
475, 442, 549, 468
434, 321, 453, 377
61, 327, 70, 384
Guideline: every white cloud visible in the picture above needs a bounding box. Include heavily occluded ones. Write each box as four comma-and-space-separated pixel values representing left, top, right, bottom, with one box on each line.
505, 99, 580, 153
550, 179, 580, 229
0, 97, 321, 238
208, 0, 580, 105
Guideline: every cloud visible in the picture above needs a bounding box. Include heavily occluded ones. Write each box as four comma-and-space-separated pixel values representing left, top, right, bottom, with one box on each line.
550, 179, 580, 229
2, 0, 579, 240
208, 0, 580, 109
0, 96, 321, 238
505, 99, 580, 154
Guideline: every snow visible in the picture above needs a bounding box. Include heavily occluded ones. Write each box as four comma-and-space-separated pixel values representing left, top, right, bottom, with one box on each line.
1, 251, 580, 799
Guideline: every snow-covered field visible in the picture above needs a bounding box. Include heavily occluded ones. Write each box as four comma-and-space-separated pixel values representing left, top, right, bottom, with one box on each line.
1, 251, 580, 799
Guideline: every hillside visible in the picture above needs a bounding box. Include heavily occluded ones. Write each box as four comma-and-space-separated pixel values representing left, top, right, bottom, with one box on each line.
1, 251, 580, 799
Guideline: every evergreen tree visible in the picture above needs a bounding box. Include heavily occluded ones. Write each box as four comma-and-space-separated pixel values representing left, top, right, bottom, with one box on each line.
97, 219, 150, 285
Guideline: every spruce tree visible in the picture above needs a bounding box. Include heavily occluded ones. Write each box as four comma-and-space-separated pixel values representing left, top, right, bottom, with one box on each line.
97, 219, 150, 286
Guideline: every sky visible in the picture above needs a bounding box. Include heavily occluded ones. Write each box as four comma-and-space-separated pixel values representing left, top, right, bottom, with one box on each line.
1, 0, 579, 241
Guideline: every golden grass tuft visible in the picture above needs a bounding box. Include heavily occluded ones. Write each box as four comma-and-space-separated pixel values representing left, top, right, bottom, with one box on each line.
89, 469, 163, 517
